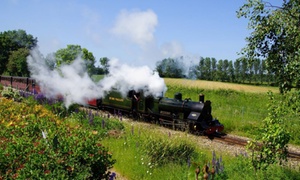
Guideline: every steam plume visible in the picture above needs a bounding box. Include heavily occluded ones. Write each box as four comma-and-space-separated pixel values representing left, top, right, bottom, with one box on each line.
27, 49, 167, 107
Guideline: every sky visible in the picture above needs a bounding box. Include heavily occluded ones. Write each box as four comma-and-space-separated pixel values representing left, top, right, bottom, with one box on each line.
1, 0, 283, 69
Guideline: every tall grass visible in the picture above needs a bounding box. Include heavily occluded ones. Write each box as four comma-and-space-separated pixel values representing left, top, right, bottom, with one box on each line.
102, 121, 300, 179
165, 84, 300, 145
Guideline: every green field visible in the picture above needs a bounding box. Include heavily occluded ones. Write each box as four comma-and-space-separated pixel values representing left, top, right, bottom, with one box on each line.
92, 76, 299, 145
163, 78, 299, 145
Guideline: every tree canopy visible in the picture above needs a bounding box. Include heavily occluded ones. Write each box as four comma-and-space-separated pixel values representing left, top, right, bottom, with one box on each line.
237, 0, 300, 93
54, 45, 95, 75
156, 57, 186, 78
0, 29, 37, 75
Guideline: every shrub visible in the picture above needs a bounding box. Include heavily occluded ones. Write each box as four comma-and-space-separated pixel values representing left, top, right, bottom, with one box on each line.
1, 87, 23, 101
142, 136, 197, 166
0, 99, 116, 179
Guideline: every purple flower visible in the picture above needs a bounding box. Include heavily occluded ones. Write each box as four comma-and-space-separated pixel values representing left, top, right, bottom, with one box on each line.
109, 172, 116, 180
102, 119, 105, 129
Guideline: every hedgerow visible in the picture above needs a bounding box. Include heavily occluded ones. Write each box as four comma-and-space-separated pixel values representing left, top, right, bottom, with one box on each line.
0, 98, 116, 179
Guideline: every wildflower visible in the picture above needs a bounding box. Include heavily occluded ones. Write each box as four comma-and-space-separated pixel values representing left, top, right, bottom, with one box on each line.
12, 173, 18, 179
102, 119, 105, 129
109, 172, 116, 180
92, 130, 98, 135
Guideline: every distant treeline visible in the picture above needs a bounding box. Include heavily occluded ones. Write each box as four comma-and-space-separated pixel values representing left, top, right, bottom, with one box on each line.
156, 57, 276, 86
0, 29, 276, 86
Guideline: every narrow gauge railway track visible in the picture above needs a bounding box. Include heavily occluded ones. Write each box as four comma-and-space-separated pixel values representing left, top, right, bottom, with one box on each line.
209, 134, 300, 161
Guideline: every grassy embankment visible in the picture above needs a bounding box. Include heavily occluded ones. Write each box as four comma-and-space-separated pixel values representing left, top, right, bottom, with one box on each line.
164, 78, 300, 145
101, 78, 300, 179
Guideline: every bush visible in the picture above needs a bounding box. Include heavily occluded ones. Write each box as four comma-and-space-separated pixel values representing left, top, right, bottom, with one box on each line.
142, 136, 197, 166
1, 87, 23, 101
0, 99, 116, 179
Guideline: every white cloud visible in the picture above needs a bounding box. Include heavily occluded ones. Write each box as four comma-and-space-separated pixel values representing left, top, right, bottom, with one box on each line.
111, 9, 158, 46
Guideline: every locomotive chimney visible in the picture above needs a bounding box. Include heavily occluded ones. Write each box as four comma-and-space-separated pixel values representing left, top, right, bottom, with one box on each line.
199, 94, 204, 103
174, 92, 182, 101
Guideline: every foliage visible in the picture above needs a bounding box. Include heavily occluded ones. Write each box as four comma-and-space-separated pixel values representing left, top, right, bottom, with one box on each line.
156, 56, 275, 85
0, 98, 117, 179
55, 45, 95, 75
102, 122, 299, 180
99, 57, 110, 74
142, 135, 196, 166
247, 92, 291, 171
237, 0, 300, 93
1, 87, 23, 102
0, 29, 37, 75
156, 57, 186, 78
6, 47, 30, 76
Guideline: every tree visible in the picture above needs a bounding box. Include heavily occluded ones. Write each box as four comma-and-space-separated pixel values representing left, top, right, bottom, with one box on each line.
156, 58, 185, 78
6, 48, 30, 76
55, 45, 95, 75
238, 0, 299, 170
223, 59, 230, 81
234, 60, 241, 83
253, 58, 261, 83
198, 57, 205, 79
100, 57, 110, 74
211, 58, 217, 81
237, 0, 300, 93
204, 57, 212, 80
0, 29, 37, 75
216, 60, 224, 81
228, 60, 235, 82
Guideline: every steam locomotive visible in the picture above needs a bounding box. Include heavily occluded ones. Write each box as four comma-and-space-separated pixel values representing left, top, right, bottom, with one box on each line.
0, 75, 224, 135
88, 89, 224, 135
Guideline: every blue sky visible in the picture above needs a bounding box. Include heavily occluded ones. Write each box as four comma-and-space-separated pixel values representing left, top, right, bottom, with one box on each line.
1, 0, 282, 68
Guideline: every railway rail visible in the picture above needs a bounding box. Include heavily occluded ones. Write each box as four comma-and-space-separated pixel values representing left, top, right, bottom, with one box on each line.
209, 134, 300, 161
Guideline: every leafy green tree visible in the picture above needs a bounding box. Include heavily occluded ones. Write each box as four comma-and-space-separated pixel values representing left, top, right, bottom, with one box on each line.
156, 58, 185, 78
45, 53, 56, 70
100, 57, 110, 74
238, 0, 299, 171
0, 29, 37, 75
55, 45, 95, 75
211, 58, 217, 81
228, 60, 235, 82
237, 0, 300, 93
82, 48, 95, 75
216, 60, 224, 81
223, 59, 230, 81
253, 58, 261, 83
198, 57, 205, 79
240, 57, 248, 83
204, 57, 212, 80
234, 59, 241, 83
6, 48, 30, 76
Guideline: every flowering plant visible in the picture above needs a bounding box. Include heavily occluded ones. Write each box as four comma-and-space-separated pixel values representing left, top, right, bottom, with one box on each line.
0, 98, 116, 179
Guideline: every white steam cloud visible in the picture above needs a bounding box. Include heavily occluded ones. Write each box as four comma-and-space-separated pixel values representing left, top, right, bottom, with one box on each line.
27, 49, 167, 108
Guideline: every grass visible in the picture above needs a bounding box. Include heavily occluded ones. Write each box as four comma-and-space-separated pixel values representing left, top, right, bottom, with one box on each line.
164, 79, 300, 145
102, 121, 300, 180
164, 78, 279, 93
